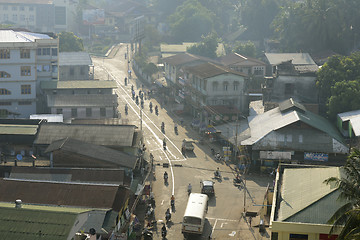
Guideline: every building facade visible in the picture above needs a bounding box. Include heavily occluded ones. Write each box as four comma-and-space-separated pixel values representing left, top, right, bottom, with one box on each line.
0, 30, 58, 118
0, 0, 79, 33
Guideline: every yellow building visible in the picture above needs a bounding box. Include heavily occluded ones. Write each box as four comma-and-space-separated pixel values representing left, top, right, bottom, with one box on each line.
270, 165, 345, 240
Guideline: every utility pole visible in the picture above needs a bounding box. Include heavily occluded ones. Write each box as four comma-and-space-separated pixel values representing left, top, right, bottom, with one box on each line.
140, 107, 143, 131
234, 120, 238, 161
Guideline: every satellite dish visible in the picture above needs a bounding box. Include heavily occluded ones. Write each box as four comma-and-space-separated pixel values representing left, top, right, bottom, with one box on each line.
16, 154, 22, 161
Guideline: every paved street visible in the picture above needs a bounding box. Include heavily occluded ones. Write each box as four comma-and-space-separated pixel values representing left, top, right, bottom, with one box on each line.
92, 44, 272, 240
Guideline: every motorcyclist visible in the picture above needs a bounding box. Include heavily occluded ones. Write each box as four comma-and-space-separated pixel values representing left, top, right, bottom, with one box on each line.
161, 122, 165, 132
187, 183, 192, 194
170, 195, 175, 207
215, 167, 221, 177
125, 104, 128, 114
174, 123, 178, 133
161, 224, 167, 238
155, 105, 158, 115
135, 96, 139, 105
164, 171, 168, 183
149, 102, 153, 109
141, 99, 144, 108
163, 138, 166, 149
165, 208, 171, 222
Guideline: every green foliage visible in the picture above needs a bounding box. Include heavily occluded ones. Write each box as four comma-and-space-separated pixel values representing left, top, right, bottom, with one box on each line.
143, 62, 159, 76
168, 0, 216, 42
271, 0, 359, 54
144, 24, 161, 51
58, 32, 84, 52
232, 41, 256, 58
316, 52, 360, 118
240, 0, 282, 40
186, 32, 219, 59
324, 148, 360, 239
151, 0, 186, 18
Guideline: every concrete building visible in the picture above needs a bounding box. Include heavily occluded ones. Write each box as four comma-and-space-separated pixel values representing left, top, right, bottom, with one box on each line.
0, 30, 58, 118
263, 53, 319, 104
219, 52, 266, 77
0, 0, 79, 33
59, 52, 93, 80
183, 62, 248, 125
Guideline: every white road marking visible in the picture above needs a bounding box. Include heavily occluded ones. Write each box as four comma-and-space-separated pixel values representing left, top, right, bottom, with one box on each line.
161, 200, 164, 205
210, 219, 217, 238
207, 217, 239, 222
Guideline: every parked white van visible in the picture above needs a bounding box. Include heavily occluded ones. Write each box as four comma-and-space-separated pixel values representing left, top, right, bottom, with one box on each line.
182, 193, 208, 235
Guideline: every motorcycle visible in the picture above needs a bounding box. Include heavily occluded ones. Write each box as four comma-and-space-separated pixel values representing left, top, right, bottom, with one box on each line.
155, 106, 158, 116
233, 175, 243, 185
142, 228, 153, 240
165, 209, 171, 223
174, 125, 178, 135
125, 105, 128, 115
163, 140, 166, 150
164, 172, 168, 185
141, 100, 144, 109
161, 225, 167, 238
135, 96, 139, 105
215, 153, 222, 161
161, 122, 165, 133
214, 170, 222, 180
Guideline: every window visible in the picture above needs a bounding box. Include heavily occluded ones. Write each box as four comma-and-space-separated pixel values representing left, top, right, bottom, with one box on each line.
289, 234, 308, 240
51, 48, 57, 56
285, 83, 295, 95
71, 108, 77, 117
37, 48, 41, 55
3, 14, 8, 21
212, 82, 218, 91
29, 15, 34, 22
253, 66, 264, 76
223, 83, 228, 91
70, 67, 74, 76
18, 101, 31, 105
21, 85, 31, 94
234, 82, 239, 91
12, 6, 17, 11
100, 108, 106, 117
20, 49, 30, 58
0, 71, 11, 78
0, 88, 11, 95
20, 6, 24, 11
0, 102, 11, 106
43, 65, 50, 72
56, 108, 62, 114
86, 108, 92, 117
20, 15, 25, 21
3, 5, 7, 10
42, 48, 50, 55
0, 49, 10, 59
21, 66, 31, 76
12, 14, 17, 21
29, 6, 34, 11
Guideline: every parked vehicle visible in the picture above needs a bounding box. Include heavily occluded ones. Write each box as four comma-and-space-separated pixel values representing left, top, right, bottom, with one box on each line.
182, 139, 195, 151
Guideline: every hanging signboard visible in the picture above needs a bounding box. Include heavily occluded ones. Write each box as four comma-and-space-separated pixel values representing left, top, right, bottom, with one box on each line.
260, 151, 291, 160
304, 152, 328, 161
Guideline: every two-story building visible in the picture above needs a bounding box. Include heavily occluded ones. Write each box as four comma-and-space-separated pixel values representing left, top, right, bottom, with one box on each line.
182, 62, 248, 125
59, 51, 93, 80
0, 30, 58, 118
219, 52, 266, 77
263, 53, 319, 104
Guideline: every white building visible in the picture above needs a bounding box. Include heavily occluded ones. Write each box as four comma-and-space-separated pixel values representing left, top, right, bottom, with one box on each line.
0, 0, 79, 33
0, 30, 58, 118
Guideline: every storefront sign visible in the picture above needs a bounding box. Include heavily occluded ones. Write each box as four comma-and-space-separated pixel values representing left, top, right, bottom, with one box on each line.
260, 151, 291, 160
179, 77, 185, 85
304, 152, 328, 161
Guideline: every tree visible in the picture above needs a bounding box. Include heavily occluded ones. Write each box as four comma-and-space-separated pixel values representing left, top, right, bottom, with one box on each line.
168, 0, 216, 42
316, 52, 360, 118
324, 148, 360, 239
232, 41, 256, 58
186, 32, 219, 59
58, 32, 84, 52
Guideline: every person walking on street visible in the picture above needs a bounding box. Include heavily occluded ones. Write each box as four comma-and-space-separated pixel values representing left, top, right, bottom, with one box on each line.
249, 216, 252, 227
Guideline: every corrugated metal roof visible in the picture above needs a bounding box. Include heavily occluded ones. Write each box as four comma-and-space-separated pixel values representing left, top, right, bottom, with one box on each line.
0, 178, 128, 211
9, 167, 128, 185
265, 53, 317, 65
184, 62, 247, 78
350, 117, 360, 136
242, 99, 346, 146
338, 109, 360, 121
0, 30, 52, 42
59, 52, 92, 66
41, 80, 117, 89
219, 52, 266, 66
46, 94, 118, 107
0, 202, 93, 213
45, 138, 137, 169
0, 124, 38, 135
34, 123, 136, 147
0, 0, 53, 4
0, 205, 78, 240
30, 114, 64, 122
162, 52, 220, 66
278, 167, 344, 223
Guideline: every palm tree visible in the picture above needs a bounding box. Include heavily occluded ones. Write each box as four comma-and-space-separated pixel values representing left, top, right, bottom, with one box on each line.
324, 148, 360, 239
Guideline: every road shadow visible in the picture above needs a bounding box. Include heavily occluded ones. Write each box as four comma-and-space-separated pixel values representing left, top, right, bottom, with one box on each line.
184, 151, 196, 158
208, 196, 217, 207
